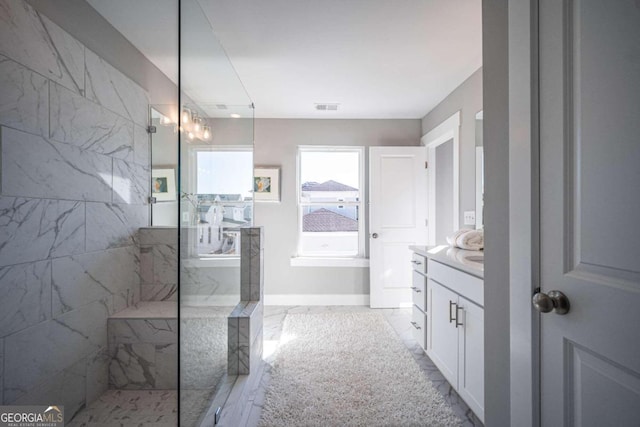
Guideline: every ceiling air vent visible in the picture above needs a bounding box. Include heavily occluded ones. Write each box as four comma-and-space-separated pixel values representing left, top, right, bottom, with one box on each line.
315, 103, 339, 111
216, 104, 228, 110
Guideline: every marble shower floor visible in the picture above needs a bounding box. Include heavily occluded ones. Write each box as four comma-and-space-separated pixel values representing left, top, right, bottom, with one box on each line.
67, 390, 177, 427
69, 306, 482, 427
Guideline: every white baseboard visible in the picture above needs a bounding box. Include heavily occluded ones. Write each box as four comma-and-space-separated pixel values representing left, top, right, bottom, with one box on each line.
263, 294, 370, 306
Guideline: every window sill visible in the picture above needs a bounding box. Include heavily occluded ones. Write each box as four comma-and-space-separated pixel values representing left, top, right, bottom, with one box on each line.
290, 257, 370, 268
182, 257, 240, 268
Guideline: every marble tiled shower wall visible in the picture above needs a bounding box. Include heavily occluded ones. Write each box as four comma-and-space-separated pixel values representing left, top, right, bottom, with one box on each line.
0, 0, 150, 420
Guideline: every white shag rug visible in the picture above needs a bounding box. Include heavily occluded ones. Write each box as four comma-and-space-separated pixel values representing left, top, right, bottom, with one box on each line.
259, 312, 462, 427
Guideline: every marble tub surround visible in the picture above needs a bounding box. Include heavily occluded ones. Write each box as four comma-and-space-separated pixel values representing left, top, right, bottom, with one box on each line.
0, 0, 149, 417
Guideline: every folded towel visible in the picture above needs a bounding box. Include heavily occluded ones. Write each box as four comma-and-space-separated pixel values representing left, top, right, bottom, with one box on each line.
456, 229, 484, 250
446, 229, 470, 247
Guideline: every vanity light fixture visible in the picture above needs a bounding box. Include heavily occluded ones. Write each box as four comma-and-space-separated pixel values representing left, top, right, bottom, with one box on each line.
187, 131, 195, 141
230, 113, 241, 118
203, 125, 212, 141
181, 108, 191, 124
194, 116, 202, 133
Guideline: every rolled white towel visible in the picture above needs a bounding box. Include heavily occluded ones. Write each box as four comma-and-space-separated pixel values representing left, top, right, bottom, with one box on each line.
456, 229, 484, 250
446, 229, 470, 247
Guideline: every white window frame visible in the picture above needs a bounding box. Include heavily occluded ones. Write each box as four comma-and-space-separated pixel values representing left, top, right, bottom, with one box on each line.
296, 145, 366, 259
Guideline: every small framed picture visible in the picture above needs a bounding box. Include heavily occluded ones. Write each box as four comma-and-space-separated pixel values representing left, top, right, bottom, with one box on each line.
151, 168, 177, 201
254, 167, 280, 202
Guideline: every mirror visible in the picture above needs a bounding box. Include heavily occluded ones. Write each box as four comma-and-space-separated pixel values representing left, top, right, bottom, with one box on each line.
475, 110, 484, 229
151, 105, 179, 226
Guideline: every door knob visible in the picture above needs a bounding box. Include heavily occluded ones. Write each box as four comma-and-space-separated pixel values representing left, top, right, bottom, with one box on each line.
371, 233, 379, 239
532, 290, 570, 315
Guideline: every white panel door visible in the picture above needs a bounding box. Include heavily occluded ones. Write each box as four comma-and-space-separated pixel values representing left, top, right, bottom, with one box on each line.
369, 147, 427, 308
539, 0, 640, 424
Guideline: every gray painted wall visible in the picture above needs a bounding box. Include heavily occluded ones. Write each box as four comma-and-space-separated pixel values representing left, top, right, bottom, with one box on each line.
253, 119, 421, 296
483, 0, 511, 425
0, 0, 150, 418
421, 68, 483, 228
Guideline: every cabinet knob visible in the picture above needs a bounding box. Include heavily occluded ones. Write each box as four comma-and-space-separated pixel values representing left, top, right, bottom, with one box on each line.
371, 233, 379, 239
532, 290, 570, 315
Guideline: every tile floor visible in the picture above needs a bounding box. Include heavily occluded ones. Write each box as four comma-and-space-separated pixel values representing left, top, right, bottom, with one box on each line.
69, 305, 483, 427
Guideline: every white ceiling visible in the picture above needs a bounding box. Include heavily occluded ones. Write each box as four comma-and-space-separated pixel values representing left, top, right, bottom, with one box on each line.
86, 0, 482, 119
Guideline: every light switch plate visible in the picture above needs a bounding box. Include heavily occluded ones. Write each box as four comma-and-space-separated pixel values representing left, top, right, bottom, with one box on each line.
464, 211, 476, 225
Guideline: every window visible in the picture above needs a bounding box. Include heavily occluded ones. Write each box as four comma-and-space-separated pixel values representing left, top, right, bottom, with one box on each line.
297, 146, 365, 257
190, 146, 253, 256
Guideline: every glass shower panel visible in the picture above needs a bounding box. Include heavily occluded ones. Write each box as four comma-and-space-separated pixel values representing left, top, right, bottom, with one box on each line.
179, 0, 254, 425
150, 105, 179, 226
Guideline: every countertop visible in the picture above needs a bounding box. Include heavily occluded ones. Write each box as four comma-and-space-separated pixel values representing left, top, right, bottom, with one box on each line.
409, 245, 484, 279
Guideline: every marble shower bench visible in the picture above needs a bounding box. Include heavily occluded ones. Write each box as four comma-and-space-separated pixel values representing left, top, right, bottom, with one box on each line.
106, 227, 265, 398
108, 301, 177, 390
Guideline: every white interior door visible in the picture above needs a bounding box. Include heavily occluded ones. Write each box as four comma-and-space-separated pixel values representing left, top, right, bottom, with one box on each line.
369, 147, 427, 308
422, 112, 460, 245
538, 0, 640, 424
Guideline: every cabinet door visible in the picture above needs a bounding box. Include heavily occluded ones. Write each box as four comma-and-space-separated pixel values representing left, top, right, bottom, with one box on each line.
457, 295, 485, 422
426, 279, 459, 387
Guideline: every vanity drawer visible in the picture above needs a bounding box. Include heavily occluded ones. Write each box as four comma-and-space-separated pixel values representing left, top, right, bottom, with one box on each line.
411, 253, 427, 274
428, 259, 484, 306
412, 270, 427, 312
411, 305, 426, 349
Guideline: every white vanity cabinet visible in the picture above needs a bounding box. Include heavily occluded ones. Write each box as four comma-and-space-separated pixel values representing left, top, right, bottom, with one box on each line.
426, 259, 485, 422
410, 253, 428, 349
